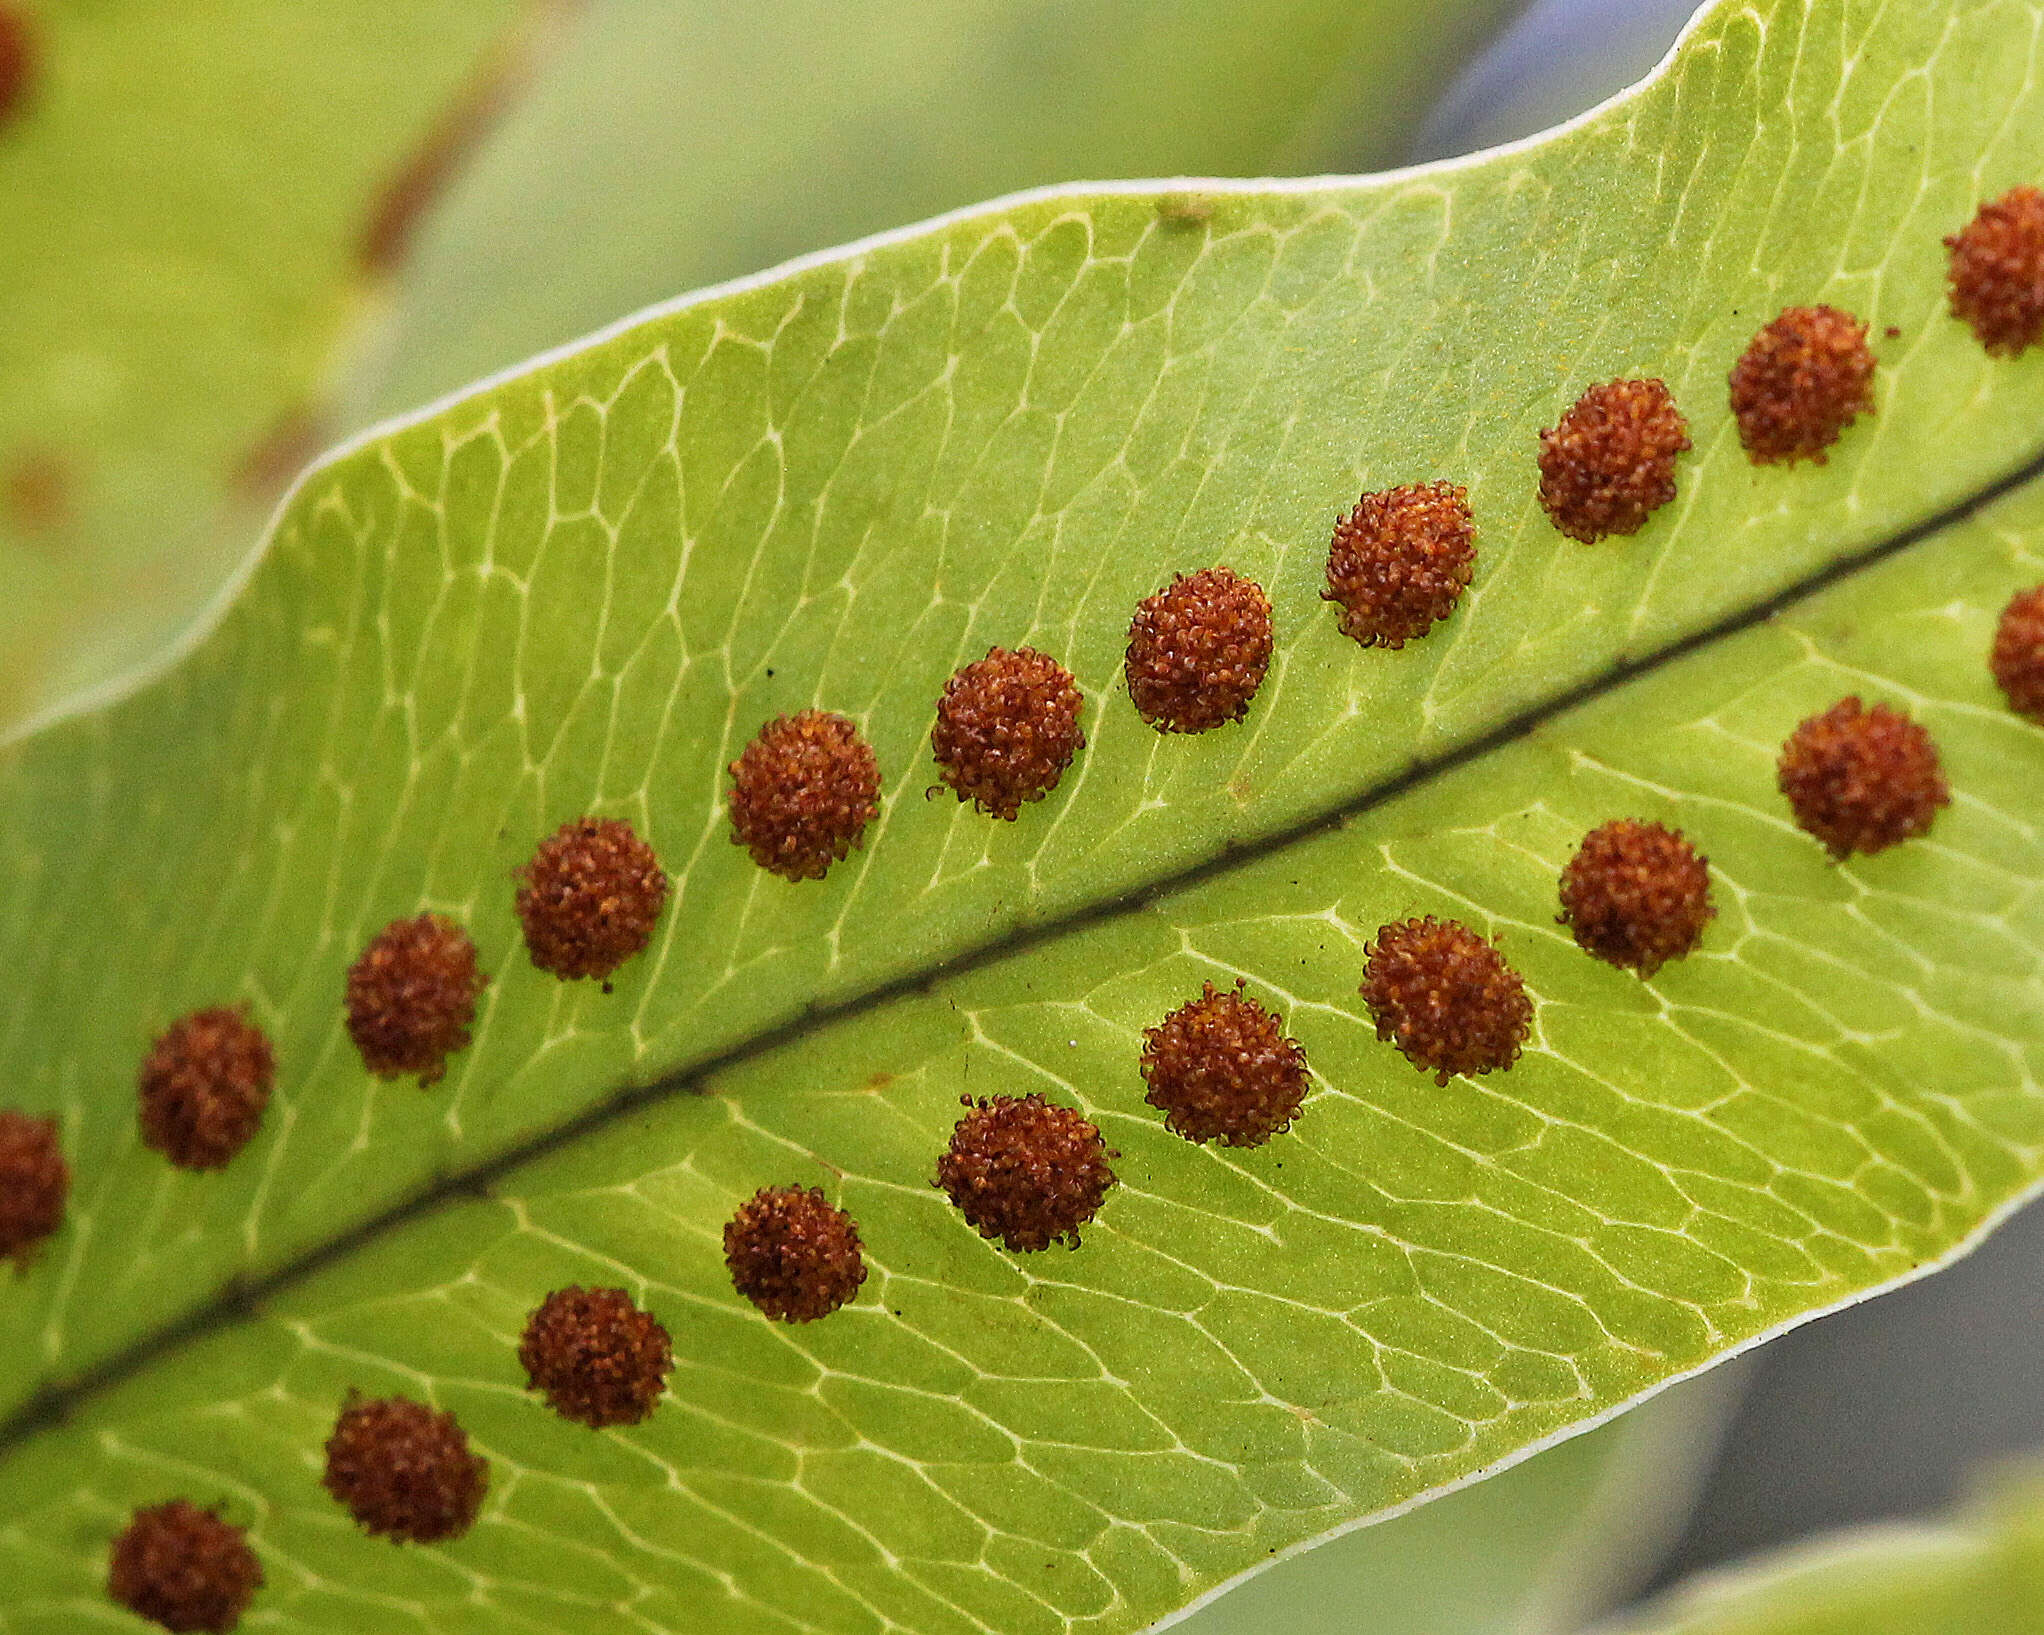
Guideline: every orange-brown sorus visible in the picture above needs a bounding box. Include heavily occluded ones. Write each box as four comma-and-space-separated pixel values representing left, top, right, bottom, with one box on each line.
1557, 820, 1715, 977
0, 1109, 65, 1268
0, 5, 33, 127
936, 1093, 1116, 1251
1324, 480, 1475, 648
932, 646, 1085, 819
1362, 917, 1531, 1085
1537, 378, 1690, 542
516, 816, 667, 985
1777, 697, 1949, 858
723, 1185, 868, 1322
728, 709, 881, 881
519, 1286, 674, 1428
1990, 584, 2044, 721
108, 1500, 262, 1635
343, 913, 486, 1086
1125, 567, 1273, 731
1140, 980, 1310, 1146
321, 1394, 488, 1544
137, 1006, 275, 1171
1945, 186, 2044, 356
1728, 306, 1876, 464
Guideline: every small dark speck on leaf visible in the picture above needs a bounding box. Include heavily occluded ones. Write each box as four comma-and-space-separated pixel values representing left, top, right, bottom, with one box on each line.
1885, 325, 1901, 338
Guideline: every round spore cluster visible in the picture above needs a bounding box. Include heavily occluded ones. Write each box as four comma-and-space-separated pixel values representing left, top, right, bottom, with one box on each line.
1140, 981, 1310, 1146
1728, 305, 1876, 464
45, 136, 2044, 1602
1558, 820, 1715, 977
107, 1501, 262, 1634
1946, 185, 2044, 356
519, 1285, 674, 1427
724, 1185, 868, 1321
936, 1093, 1116, 1251
137, 1006, 274, 1171
516, 816, 667, 984
0, 1109, 65, 1267
727, 709, 881, 881
1124, 567, 1273, 731
344, 913, 486, 1086
1361, 917, 1531, 1085
932, 646, 1085, 819
321, 1394, 488, 1544
1991, 584, 2044, 720
1537, 378, 1690, 542
1777, 697, 1949, 858
1323, 480, 1475, 648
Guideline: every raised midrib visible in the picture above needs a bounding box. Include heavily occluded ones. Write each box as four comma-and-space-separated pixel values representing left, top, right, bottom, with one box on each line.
3, 443, 2041, 1458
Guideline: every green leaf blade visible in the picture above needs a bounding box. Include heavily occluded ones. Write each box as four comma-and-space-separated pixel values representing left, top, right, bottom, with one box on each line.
8, 1, 2044, 1629
9, 464, 2043, 1633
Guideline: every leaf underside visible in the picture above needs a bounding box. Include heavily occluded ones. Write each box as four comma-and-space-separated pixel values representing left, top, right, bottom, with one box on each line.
6, 2, 2044, 1632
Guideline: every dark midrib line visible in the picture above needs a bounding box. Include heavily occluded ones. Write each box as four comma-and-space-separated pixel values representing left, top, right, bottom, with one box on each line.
7, 449, 2044, 1454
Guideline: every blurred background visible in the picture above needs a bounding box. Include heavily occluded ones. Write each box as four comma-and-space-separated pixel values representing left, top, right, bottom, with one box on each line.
5, 0, 2039, 1628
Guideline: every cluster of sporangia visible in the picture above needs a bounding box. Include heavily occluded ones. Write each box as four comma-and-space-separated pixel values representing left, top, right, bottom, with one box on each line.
0, 184, 2031, 1632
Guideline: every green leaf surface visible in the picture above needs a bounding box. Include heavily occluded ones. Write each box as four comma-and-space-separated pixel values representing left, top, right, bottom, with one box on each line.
1184, 1368, 1741, 1635
1594, 1468, 2044, 1635
13, 461, 2029, 1634
0, 0, 521, 726
4, 0, 2044, 1630
343, 0, 1525, 423
0, 1334, 1726, 1635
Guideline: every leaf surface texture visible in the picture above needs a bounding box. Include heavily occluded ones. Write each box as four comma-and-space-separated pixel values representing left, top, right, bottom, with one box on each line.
5, 3, 2044, 1630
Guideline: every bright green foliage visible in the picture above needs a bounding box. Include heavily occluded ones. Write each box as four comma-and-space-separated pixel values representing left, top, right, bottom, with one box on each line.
11, 466, 2033, 1634
1600, 1469, 2044, 1635
3, 1, 2044, 1630
0, 0, 520, 726
346, 0, 1524, 421
0, 1343, 1722, 1634
1113, 1370, 1736, 1635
